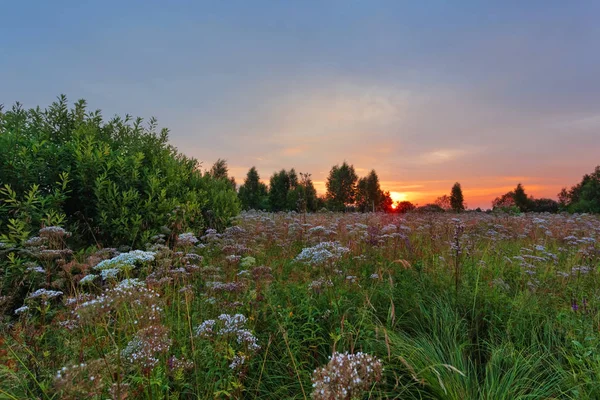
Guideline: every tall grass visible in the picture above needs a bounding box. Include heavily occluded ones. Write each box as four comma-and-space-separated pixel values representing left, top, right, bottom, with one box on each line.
1, 211, 599, 398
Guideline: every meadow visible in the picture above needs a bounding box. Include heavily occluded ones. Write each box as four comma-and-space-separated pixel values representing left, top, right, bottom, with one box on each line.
1, 210, 600, 399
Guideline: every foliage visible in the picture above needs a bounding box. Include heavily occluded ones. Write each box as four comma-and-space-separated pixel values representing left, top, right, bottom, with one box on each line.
493, 183, 534, 213
268, 169, 297, 212
238, 167, 269, 210
325, 162, 358, 211
0, 96, 239, 248
296, 172, 319, 213
559, 166, 600, 213
394, 201, 416, 213
208, 158, 237, 191
356, 170, 391, 212
513, 183, 533, 212
416, 203, 445, 213
531, 198, 559, 213
450, 182, 465, 212
434, 195, 451, 211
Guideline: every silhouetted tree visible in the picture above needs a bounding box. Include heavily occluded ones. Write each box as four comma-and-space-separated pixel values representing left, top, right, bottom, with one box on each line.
325, 162, 358, 211
531, 198, 559, 213
559, 166, 600, 213
380, 191, 394, 212
209, 158, 236, 190
356, 170, 387, 212
434, 195, 451, 211
492, 191, 516, 209
238, 167, 269, 210
450, 182, 465, 212
296, 172, 318, 212
395, 201, 416, 213
416, 204, 445, 213
514, 183, 533, 212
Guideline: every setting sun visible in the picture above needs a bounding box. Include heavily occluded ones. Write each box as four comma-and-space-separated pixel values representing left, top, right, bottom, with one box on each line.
389, 191, 408, 208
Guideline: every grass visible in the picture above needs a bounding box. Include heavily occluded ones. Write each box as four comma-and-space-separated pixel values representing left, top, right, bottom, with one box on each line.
1, 211, 600, 399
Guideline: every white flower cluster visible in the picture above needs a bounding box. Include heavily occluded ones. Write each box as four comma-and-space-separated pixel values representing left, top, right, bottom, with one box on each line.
229, 354, 246, 370
39, 226, 71, 238
14, 305, 29, 315
93, 250, 156, 280
121, 325, 171, 369
311, 351, 383, 400
75, 279, 162, 324
195, 313, 260, 351
308, 278, 334, 292
26, 265, 45, 274
295, 242, 350, 265
177, 232, 199, 246
27, 288, 63, 300
78, 274, 98, 285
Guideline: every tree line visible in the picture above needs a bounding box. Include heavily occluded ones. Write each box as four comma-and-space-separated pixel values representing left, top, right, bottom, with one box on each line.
215, 159, 600, 215
211, 160, 467, 213
491, 167, 600, 214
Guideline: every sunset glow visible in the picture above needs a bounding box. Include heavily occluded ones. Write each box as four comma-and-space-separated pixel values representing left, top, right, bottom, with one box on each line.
2, 2, 599, 209
389, 191, 407, 205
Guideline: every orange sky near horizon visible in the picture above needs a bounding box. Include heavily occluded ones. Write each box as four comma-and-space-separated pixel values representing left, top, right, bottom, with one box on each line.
228, 167, 574, 210
310, 179, 565, 209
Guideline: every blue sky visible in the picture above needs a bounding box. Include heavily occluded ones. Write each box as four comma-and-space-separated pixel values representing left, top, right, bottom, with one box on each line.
2, 1, 600, 207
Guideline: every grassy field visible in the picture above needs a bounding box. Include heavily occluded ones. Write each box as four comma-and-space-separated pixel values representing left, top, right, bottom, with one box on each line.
2, 211, 600, 399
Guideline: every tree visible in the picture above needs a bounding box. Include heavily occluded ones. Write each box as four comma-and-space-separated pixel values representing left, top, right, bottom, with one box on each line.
434, 195, 451, 211
238, 167, 268, 210
416, 204, 445, 213
297, 172, 319, 212
268, 168, 306, 211
380, 191, 394, 212
513, 183, 533, 212
559, 166, 600, 213
395, 201, 416, 213
325, 162, 358, 211
450, 182, 465, 212
208, 158, 236, 190
356, 170, 384, 212
492, 191, 515, 209
269, 169, 291, 211
531, 198, 559, 213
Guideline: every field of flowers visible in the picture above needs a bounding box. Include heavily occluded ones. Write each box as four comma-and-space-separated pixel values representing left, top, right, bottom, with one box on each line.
2, 211, 600, 399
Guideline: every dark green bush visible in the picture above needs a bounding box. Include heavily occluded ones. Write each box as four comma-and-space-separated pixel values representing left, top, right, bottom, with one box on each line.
0, 95, 240, 248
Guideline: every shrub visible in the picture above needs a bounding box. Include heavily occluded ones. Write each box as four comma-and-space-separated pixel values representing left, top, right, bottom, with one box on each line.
0, 96, 239, 248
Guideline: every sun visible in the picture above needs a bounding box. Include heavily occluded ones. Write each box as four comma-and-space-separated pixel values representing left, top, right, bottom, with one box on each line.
389, 191, 407, 208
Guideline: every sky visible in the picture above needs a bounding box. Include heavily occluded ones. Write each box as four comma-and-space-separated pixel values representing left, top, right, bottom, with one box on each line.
2, 1, 600, 208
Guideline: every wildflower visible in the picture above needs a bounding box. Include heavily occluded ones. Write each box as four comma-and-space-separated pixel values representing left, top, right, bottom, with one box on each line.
39, 226, 71, 239
14, 305, 29, 315
195, 313, 260, 352
308, 278, 334, 293
78, 274, 98, 285
225, 255, 242, 264
28, 288, 63, 300
177, 232, 199, 246
311, 351, 383, 400
26, 264, 45, 274
121, 325, 171, 370
229, 354, 246, 370
195, 319, 217, 337
94, 250, 156, 271
295, 242, 350, 265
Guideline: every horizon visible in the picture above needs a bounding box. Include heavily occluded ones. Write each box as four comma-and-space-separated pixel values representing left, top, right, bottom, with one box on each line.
2, 1, 600, 209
